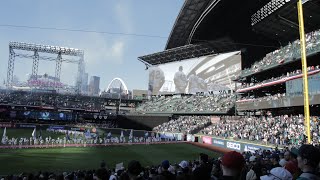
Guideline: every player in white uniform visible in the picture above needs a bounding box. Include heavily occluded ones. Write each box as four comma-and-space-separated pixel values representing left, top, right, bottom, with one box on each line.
148, 66, 165, 95
188, 73, 200, 94
174, 66, 188, 94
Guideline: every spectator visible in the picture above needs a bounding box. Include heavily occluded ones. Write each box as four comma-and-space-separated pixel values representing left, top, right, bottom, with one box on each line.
270, 154, 281, 169
155, 160, 176, 180
211, 160, 222, 180
192, 153, 211, 180
96, 160, 110, 180
153, 116, 211, 134
260, 167, 293, 180
296, 144, 320, 180
126, 160, 144, 180
176, 160, 191, 180
220, 151, 245, 180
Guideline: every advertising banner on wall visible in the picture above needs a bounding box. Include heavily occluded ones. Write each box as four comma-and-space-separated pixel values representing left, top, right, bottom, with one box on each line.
15, 124, 37, 128
187, 134, 195, 142
226, 141, 242, 151
243, 144, 263, 153
211, 137, 225, 148
202, 136, 212, 144
207, 136, 273, 152
0, 122, 14, 128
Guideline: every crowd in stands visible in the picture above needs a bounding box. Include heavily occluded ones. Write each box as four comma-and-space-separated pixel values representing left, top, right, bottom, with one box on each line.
0, 91, 108, 111
1, 144, 320, 180
241, 29, 320, 76
237, 93, 287, 103
65, 122, 117, 129
136, 94, 235, 113
153, 116, 211, 134
199, 115, 320, 146
239, 65, 320, 90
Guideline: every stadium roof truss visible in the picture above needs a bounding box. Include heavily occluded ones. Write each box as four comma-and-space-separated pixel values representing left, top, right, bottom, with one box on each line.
165, 0, 215, 50
139, 38, 238, 66
138, 43, 216, 66
7, 42, 85, 94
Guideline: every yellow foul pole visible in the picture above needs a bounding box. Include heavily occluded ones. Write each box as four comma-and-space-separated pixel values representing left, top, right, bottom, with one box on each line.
297, 0, 311, 144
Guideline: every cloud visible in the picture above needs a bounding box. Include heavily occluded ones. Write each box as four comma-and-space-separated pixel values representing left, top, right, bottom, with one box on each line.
110, 41, 124, 58
114, 1, 134, 34
81, 34, 125, 66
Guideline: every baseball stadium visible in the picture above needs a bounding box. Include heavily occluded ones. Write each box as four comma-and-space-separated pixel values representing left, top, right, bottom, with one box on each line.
1, 0, 320, 179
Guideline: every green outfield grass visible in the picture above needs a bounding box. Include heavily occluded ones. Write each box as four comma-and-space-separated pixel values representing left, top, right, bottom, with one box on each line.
0, 143, 221, 175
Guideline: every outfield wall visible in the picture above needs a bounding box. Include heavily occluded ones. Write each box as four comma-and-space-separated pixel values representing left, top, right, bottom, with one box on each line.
0, 122, 184, 140
1, 122, 276, 153
193, 134, 275, 153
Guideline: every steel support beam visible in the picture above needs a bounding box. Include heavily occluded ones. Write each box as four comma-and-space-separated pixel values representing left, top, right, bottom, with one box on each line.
55, 53, 62, 88
32, 51, 39, 79
75, 55, 84, 94
7, 42, 85, 93
7, 47, 15, 88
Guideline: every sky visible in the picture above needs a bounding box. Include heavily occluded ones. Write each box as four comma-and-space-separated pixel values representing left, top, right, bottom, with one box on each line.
0, 0, 183, 91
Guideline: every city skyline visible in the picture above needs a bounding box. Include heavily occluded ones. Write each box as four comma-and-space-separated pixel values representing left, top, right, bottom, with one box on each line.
0, 0, 184, 91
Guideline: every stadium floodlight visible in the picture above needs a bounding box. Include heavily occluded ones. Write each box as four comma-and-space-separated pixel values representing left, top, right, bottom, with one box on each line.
251, 0, 290, 26
6, 42, 85, 94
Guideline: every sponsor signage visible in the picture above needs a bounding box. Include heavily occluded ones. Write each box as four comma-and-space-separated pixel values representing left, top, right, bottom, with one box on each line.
187, 134, 193, 141
48, 126, 65, 130
226, 141, 241, 151
17, 124, 37, 128
212, 138, 225, 148
70, 127, 80, 131
208, 136, 273, 152
0, 122, 13, 128
244, 145, 261, 153
202, 136, 212, 144
69, 127, 86, 132
160, 133, 174, 140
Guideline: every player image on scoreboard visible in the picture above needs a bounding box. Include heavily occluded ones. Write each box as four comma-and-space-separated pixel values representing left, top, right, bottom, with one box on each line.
173, 66, 188, 94
148, 51, 242, 95
148, 66, 165, 95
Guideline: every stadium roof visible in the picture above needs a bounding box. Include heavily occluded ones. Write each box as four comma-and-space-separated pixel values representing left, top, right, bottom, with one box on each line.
165, 0, 277, 50
165, 0, 215, 50
141, 0, 320, 67
252, 0, 320, 42
139, 38, 237, 65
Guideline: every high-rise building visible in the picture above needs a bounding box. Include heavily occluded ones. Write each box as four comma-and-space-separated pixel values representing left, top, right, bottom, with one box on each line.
89, 76, 100, 96
82, 73, 89, 94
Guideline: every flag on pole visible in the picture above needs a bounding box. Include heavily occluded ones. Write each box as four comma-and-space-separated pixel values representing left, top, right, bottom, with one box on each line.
129, 129, 133, 140
2, 127, 6, 138
107, 132, 112, 138
120, 130, 124, 142
32, 128, 36, 138
85, 129, 91, 139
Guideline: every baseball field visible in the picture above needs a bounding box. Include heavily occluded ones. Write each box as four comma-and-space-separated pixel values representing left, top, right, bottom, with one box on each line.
0, 128, 221, 175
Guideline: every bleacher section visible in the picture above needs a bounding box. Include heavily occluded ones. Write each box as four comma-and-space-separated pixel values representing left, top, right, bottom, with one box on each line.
135, 94, 235, 114
240, 29, 320, 78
